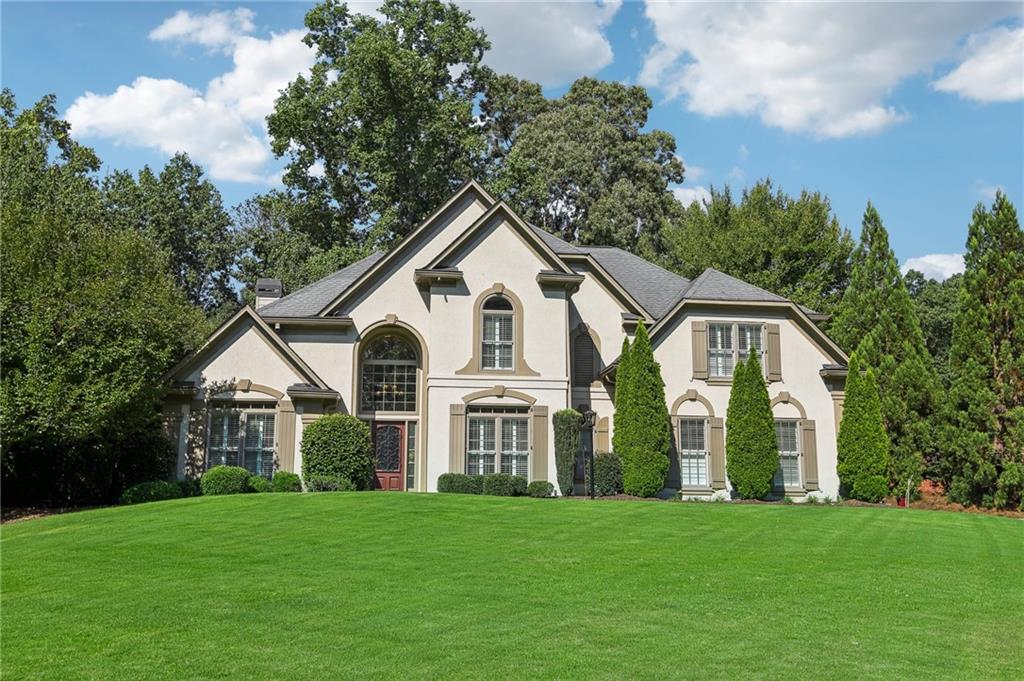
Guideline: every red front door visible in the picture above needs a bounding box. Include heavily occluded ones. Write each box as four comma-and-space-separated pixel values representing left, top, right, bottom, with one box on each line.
373, 423, 404, 491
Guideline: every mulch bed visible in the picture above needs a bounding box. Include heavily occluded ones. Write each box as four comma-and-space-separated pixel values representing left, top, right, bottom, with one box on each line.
1, 506, 107, 525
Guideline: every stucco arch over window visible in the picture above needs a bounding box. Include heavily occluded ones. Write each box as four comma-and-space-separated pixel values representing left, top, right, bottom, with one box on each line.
353, 320, 427, 416
769, 391, 818, 493
670, 389, 724, 490
457, 283, 538, 376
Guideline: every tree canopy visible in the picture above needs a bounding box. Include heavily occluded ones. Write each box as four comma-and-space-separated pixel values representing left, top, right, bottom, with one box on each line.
904, 269, 962, 385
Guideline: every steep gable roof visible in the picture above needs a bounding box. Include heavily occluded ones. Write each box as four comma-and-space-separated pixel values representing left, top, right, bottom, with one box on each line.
257, 251, 385, 318
577, 246, 691, 319
679, 268, 787, 303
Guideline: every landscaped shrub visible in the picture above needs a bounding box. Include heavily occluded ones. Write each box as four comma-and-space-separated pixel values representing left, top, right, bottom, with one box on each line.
437, 473, 484, 494
300, 414, 374, 490
247, 475, 272, 493
726, 354, 779, 499
271, 471, 302, 493
120, 480, 181, 505
176, 478, 202, 498
200, 466, 251, 496
837, 353, 890, 503
305, 475, 356, 492
483, 473, 528, 496
586, 452, 624, 496
527, 480, 555, 498
553, 409, 582, 496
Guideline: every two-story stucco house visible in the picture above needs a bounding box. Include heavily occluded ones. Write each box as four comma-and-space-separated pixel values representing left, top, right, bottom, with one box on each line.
162, 180, 850, 499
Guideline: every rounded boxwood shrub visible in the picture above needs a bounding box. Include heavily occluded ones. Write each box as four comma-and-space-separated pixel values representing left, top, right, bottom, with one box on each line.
121, 480, 181, 505
200, 466, 251, 496
527, 480, 554, 498
176, 478, 202, 498
247, 475, 272, 493
483, 473, 527, 496
271, 471, 302, 493
300, 414, 374, 490
437, 473, 483, 494
305, 475, 356, 492
586, 452, 624, 497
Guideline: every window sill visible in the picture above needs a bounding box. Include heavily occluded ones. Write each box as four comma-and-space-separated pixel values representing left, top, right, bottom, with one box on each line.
705, 376, 733, 386
679, 486, 714, 495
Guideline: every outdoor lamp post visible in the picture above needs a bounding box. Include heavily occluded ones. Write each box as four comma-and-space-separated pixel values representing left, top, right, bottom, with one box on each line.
582, 409, 597, 499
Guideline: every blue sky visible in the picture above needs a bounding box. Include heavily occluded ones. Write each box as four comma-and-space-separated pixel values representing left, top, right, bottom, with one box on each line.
4, 1, 1022, 279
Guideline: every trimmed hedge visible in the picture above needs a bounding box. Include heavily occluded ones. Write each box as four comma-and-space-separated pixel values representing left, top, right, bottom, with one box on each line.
437, 473, 483, 494
725, 354, 779, 499
121, 480, 181, 505
200, 466, 251, 496
177, 478, 202, 498
305, 475, 356, 492
586, 452, 624, 497
527, 480, 554, 498
271, 471, 302, 493
248, 475, 272, 493
553, 409, 582, 496
300, 414, 374, 490
483, 473, 527, 496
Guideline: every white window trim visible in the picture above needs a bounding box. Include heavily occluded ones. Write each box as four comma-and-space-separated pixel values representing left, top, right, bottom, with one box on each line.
207, 402, 277, 477
708, 321, 766, 378
481, 308, 515, 371
774, 418, 802, 491
465, 408, 530, 480
676, 416, 711, 489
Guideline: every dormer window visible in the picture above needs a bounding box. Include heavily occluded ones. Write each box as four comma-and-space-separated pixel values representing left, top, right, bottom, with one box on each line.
482, 295, 514, 370
708, 322, 764, 377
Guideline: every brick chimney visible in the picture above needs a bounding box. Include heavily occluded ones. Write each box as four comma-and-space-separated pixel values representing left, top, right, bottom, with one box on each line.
254, 278, 283, 310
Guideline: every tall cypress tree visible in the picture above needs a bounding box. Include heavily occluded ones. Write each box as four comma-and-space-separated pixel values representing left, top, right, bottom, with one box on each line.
836, 353, 890, 502
615, 323, 670, 497
726, 354, 778, 499
945, 192, 1024, 509
832, 203, 940, 492
611, 335, 633, 457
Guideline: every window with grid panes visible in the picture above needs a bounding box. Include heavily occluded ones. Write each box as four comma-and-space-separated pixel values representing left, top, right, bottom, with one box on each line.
676, 417, 709, 486
208, 402, 276, 477
708, 322, 765, 377
360, 335, 417, 413
466, 406, 529, 478
482, 296, 514, 370
773, 419, 801, 489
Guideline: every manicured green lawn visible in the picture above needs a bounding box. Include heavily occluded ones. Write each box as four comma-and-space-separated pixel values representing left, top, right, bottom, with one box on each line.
2, 494, 1022, 680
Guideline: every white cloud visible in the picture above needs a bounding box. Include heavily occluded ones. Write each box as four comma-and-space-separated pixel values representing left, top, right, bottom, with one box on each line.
464, 1, 622, 87
673, 185, 711, 208
974, 180, 1005, 201
901, 253, 965, 281
934, 25, 1024, 102
738, 144, 749, 161
640, 2, 1016, 138
149, 8, 255, 50
67, 11, 314, 183
728, 166, 746, 182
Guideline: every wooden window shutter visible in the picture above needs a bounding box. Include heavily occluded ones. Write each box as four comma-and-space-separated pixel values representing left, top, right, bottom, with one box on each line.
595, 416, 610, 453
801, 419, 819, 491
709, 417, 726, 489
531, 406, 549, 483
692, 320, 709, 380
449, 404, 466, 473
573, 333, 596, 386
766, 323, 782, 382
276, 400, 296, 473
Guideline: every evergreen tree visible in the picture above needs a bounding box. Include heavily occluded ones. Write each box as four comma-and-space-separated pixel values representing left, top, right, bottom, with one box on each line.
836, 353, 890, 502
725, 353, 778, 499
945, 192, 1024, 509
831, 203, 940, 491
611, 335, 632, 456
614, 323, 670, 497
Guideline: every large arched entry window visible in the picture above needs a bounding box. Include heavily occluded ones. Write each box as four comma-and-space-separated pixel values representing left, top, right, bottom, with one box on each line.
360, 334, 418, 414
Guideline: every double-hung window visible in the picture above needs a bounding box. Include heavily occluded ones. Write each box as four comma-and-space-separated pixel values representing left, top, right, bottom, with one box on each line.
677, 417, 709, 487
466, 407, 529, 478
208, 402, 276, 478
482, 296, 514, 370
773, 419, 801, 490
708, 322, 765, 378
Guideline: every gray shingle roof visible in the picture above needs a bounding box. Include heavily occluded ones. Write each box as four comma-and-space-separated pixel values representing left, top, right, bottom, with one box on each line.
578, 246, 691, 319
258, 251, 385, 317
680, 268, 787, 303
527, 223, 584, 255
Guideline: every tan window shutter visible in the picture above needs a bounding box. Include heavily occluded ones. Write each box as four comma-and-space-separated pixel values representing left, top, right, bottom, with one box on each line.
449, 404, 466, 473
709, 417, 726, 489
595, 416, 610, 453
766, 323, 782, 382
276, 399, 296, 473
692, 320, 709, 380
801, 419, 819, 491
531, 406, 549, 483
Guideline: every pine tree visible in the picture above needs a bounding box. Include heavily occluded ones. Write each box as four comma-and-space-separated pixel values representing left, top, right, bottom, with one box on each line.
836, 353, 890, 502
726, 353, 778, 499
615, 323, 670, 497
945, 192, 1024, 509
831, 203, 940, 492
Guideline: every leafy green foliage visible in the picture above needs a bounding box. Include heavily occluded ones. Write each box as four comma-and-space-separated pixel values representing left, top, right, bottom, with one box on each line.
437, 473, 483, 494
494, 78, 684, 259
177, 478, 202, 498
944, 193, 1024, 509
526, 480, 554, 498
665, 180, 854, 318
120, 480, 181, 505
553, 409, 582, 496
613, 323, 670, 497
247, 475, 273, 493
836, 354, 890, 502
300, 415, 374, 490
271, 471, 303, 493
725, 355, 778, 499
482, 473, 527, 497
585, 452, 624, 497
200, 466, 252, 496
831, 203, 939, 491
904, 270, 962, 385
305, 475, 357, 492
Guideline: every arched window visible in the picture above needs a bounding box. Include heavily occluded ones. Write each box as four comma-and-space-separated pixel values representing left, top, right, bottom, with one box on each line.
481, 295, 514, 370
360, 334, 417, 413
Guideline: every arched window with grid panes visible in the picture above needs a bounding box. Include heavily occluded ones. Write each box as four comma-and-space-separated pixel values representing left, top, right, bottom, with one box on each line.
481, 295, 514, 370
